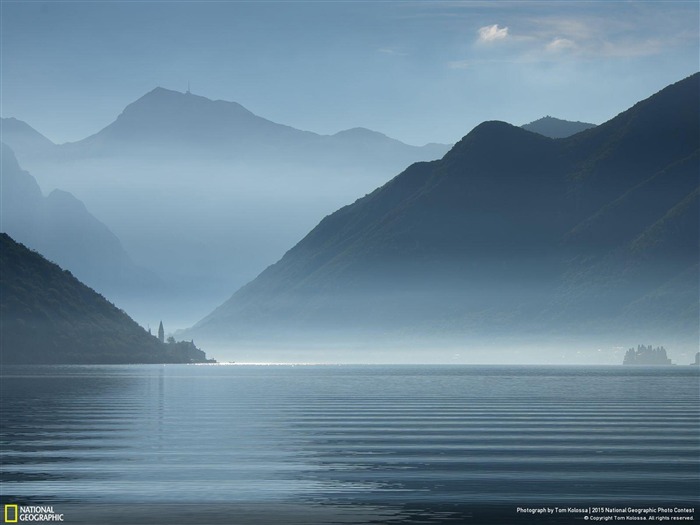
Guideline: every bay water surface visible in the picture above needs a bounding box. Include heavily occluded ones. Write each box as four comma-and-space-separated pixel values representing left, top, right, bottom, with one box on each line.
1, 364, 698, 524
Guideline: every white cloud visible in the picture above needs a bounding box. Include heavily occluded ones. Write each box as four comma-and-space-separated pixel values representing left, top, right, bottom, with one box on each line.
449, 7, 695, 70
477, 24, 509, 43
529, 16, 672, 58
546, 38, 576, 53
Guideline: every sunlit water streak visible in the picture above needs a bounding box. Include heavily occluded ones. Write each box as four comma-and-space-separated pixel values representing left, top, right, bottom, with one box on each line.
1, 364, 698, 524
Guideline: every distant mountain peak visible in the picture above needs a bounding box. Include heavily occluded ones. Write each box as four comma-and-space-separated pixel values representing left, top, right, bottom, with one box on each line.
55, 86, 452, 165
0, 117, 55, 155
81, 86, 268, 146
332, 127, 452, 153
334, 127, 389, 139
471, 120, 520, 133
140, 85, 219, 103
123, 86, 254, 117
522, 116, 597, 139
453, 120, 550, 150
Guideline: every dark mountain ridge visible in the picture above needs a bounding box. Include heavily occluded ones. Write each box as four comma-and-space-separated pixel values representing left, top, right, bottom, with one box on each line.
186, 73, 699, 350
0, 234, 211, 364
562, 73, 699, 219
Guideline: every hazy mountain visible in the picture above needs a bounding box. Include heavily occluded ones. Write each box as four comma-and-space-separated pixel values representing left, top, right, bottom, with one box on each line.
0, 233, 210, 364
0, 117, 55, 159
327, 127, 450, 164
3, 89, 451, 328
186, 73, 699, 354
60, 87, 450, 166
522, 116, 596, 138
0, 143, 157, 297
9, 88, 451, 169
66, 87, 308, 155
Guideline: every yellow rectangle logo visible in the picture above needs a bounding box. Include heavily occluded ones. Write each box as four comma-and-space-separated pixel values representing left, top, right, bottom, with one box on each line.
4, 504, 18, 523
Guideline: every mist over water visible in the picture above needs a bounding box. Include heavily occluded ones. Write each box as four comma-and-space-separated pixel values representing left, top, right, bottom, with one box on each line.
193, 334, 699, 367
9, 126, 444, 330
3, 75, 698, 351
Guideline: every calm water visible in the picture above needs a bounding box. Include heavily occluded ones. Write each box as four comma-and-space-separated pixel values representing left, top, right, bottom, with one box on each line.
1, 365, 698, 524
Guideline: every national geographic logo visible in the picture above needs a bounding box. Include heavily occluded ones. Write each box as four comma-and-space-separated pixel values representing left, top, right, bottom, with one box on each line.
3, 506, 17, 523
4, 505, 64, 522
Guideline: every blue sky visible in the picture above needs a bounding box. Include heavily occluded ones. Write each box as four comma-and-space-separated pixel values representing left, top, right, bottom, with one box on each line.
2, 1, 698, 145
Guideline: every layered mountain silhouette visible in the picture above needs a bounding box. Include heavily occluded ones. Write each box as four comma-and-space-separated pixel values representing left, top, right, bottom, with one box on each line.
2, 89, 451, 327
521, 116, 596, 138
52, 87, 449, 165
0, 143, 157, 297
187, 73, 699, 349
0, 234, 210, 364
0, 117, 55, 159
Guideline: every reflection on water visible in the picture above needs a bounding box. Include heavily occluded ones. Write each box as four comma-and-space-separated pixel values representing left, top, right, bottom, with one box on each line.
1, 365, 698, 523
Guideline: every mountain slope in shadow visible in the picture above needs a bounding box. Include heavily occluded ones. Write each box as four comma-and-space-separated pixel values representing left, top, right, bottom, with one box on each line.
187, 73, 699, 351
0, 233, 211, 364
